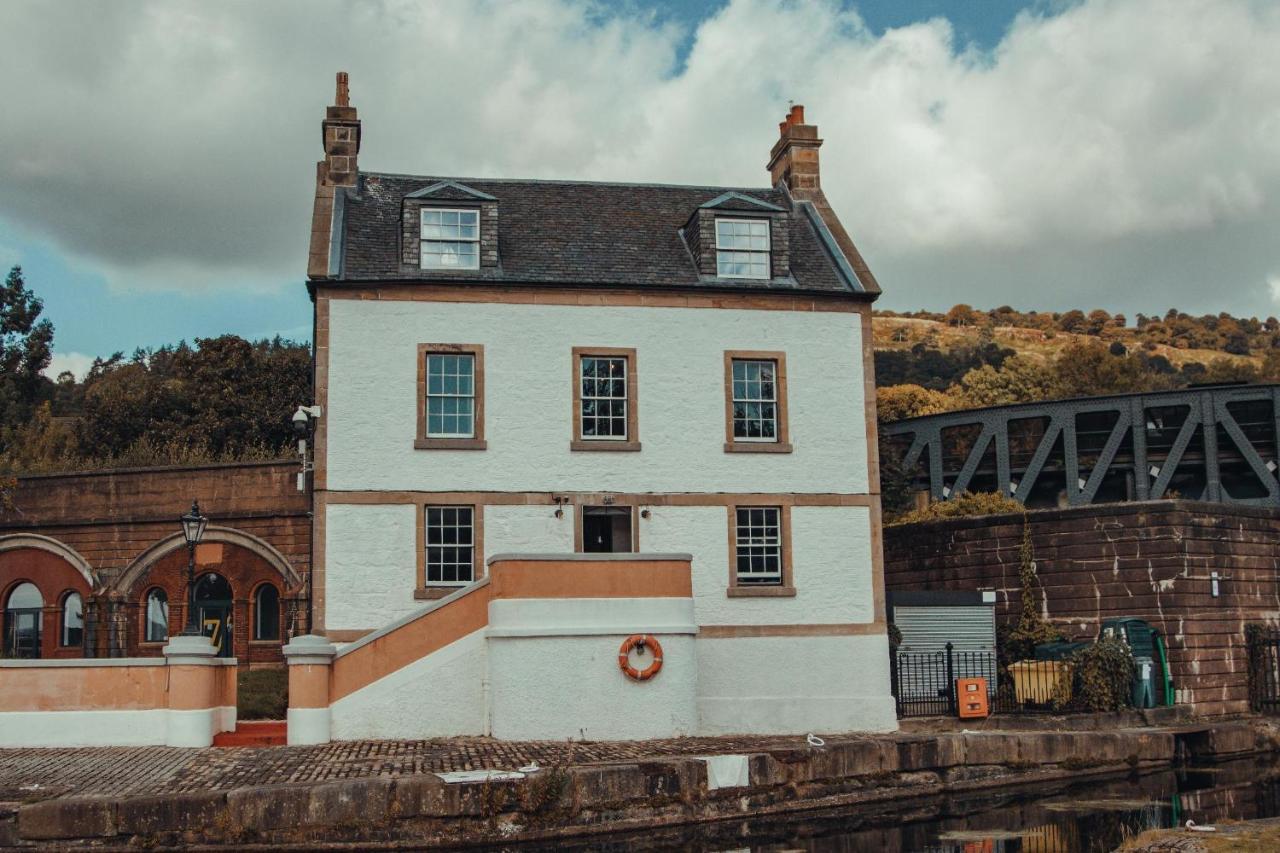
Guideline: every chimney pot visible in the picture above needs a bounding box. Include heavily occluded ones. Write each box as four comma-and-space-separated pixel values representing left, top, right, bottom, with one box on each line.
336, 71, 349, 108
790, 104, 805, 125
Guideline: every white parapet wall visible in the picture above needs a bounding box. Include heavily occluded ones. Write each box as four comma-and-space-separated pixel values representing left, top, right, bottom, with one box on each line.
294, 551, 896, 741
330, 629, 489, 741
487, 596, 698, 741
0, 641, 237, 748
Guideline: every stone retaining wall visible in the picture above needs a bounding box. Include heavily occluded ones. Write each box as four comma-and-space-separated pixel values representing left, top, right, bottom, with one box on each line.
1, 724, 1266, 848
884, 500, 1280, 716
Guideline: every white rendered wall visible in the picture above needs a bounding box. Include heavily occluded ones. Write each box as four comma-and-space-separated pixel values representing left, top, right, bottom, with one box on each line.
0, 709, 170, 747
325, 299, 867, 494
484, 505, 575, 554
640, 505, 874, 627
330, 630, 488, 740
325, 503, 418, 631
696, 634, 898, 734
325, 504, 576, 632
487, 597, 697, 741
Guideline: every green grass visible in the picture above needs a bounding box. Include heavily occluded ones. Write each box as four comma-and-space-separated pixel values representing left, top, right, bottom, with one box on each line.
237, 667, 288, 720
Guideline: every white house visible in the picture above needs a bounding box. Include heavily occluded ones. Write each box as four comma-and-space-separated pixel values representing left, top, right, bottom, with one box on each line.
297, 73, 896, 741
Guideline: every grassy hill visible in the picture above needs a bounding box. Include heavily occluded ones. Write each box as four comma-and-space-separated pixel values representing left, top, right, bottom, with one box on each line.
869, 307, 1280, 421
872, 314, 1261, 372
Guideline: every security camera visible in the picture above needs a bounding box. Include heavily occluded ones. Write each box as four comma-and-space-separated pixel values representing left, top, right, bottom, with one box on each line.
291, 404, 323, 436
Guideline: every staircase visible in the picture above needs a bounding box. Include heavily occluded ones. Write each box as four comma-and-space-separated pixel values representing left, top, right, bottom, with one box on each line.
212, 720, 287, 747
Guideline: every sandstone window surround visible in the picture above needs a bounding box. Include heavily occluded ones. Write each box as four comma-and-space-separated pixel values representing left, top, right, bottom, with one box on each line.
571, 347, 640, 452
723, 351, 792, 453
416, 503, 483, 600
415, 344, 486, 450
726, 504, 795, 598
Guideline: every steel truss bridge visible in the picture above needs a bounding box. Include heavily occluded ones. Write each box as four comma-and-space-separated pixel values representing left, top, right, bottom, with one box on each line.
880, 383, 1280, 509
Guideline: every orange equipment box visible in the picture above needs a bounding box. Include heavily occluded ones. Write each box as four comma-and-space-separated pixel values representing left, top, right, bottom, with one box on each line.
956, 677, 990, 719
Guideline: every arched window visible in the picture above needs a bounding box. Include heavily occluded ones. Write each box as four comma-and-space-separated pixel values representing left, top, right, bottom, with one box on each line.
61, 592, 83, 648
4, 582, 44, 658
254, 584, 280, 641
144, 588, 168, 643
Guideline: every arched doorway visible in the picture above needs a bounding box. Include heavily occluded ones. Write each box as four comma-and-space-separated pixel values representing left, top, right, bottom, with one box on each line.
3, 582, 44, 658
194, 572, 234, 658
112, 528, 303, 662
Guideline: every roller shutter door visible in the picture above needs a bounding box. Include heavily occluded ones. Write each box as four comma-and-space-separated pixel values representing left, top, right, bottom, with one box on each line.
894, 605, 996, 654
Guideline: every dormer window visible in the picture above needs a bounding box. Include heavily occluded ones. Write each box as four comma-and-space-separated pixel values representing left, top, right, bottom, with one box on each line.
420, 208, 479, 270
715, 218, 770, 279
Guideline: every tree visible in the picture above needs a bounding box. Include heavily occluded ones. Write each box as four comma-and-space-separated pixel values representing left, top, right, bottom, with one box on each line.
0, 266, 54, 438
877, 384, 954, 422
1085, 309, 1111, 336
1057, 310, 1087, 334
954, 356, 1061, 408
945, 304, 978, 327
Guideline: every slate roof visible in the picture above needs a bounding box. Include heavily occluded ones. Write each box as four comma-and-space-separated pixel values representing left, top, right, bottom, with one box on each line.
334, 171, 870, 295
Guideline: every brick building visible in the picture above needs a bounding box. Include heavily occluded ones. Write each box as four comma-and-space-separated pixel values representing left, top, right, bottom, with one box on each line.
0, 461, 309, 665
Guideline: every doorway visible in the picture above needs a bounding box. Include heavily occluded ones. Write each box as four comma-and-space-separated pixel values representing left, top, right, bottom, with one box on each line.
581, 506, 635, 553
194, 572, 234, 657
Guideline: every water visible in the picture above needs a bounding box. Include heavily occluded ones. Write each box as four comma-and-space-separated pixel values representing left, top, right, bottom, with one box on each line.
524, 755, 1280, 852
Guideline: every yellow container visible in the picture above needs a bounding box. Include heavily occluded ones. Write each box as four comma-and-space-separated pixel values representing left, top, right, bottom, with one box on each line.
1008, 660, 1071, 704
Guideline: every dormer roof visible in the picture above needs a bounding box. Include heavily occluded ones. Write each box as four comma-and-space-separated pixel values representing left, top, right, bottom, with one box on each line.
698, 191, 786, 213
329, 172, 877, 297
404, 180, 497, 202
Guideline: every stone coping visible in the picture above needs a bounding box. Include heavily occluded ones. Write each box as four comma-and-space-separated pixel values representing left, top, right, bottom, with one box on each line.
332, 578, 491, 659
486, 552, 694, 565
0, 657, 168, 668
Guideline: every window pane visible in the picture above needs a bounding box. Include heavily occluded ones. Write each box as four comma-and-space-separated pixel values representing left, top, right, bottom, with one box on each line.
425, 506, 475, 584
734, 506, 782, 585
62, 593, 83, 647
425, 353, 476, 437
579, 355, 628, 441
146, 590, 169, 642
254, 585, 280, 641
731, 359, 780, 441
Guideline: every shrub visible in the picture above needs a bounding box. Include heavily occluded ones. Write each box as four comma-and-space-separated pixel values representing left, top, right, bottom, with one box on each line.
1062, 638, 1136, 712
238, 667, 288, 720
889, 491, 1023, 526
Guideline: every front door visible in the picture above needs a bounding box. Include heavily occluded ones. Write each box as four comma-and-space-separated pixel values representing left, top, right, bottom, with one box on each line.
582, 506, 635, 553
194, 572, 234, 658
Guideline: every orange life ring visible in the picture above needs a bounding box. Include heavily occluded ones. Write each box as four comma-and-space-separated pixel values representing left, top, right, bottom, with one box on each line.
618, 634, 664, 681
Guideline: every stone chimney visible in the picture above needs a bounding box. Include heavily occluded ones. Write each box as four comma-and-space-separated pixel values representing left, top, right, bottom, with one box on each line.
767, 104, 822, 195
308, 72, 361, 279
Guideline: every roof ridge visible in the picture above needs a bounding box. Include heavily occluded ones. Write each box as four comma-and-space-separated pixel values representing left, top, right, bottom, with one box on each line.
359, 170, 777, 194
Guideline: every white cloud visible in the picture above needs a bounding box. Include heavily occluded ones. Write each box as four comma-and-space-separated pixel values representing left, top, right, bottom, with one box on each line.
43, 352, 96, 381
1, 0, 1279, 315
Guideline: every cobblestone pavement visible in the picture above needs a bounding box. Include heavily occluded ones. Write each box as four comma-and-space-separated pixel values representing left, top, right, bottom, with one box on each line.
0, 733, 865, 800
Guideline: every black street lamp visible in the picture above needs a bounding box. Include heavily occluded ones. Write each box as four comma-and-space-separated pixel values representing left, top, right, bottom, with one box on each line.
179, 500, 209, 637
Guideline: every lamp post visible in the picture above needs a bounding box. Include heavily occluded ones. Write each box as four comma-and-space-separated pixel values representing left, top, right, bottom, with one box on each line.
179, 500, 209, 637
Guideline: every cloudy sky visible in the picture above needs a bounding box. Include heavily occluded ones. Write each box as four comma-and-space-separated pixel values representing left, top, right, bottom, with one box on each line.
2, 0, 1278, 378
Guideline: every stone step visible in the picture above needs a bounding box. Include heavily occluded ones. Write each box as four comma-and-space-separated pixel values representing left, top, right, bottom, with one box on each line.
213, 720, 287, 748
